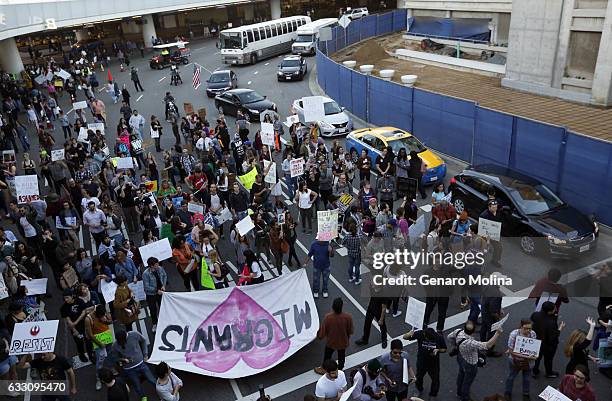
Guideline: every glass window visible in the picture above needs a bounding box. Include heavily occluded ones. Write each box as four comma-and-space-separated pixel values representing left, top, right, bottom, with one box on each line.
282, 22, 288, 34
265, 26, 271, 38
300, 18, 306, 26
276, 23, 282, 35
292, 21, 297, 31
259, 27, 266, 39
247, 30, 253, 43
219, 32, 242, 49
461, 176, 491, 196
271, 25, 277, 36
507, 182, 564, 214
253, 29, 260, 41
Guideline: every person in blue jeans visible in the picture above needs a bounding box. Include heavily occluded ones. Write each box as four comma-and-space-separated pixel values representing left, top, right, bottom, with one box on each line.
342, 223, 362, 285
303, 239, 333, 298
504, 319, 538, 400
111, 329, 156, 401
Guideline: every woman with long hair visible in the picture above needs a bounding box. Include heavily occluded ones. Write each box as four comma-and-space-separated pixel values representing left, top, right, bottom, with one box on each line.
171, 235, 199, 291
564, 317, 598, 375
240, 249, 264, 285
294, 181, 317, 234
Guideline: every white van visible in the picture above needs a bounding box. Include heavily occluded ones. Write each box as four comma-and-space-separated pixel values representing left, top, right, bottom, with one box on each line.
292, 18, 338, 56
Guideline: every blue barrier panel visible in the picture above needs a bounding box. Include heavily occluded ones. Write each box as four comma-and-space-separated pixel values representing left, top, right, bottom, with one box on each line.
325, 59, 341, 102
392, 10, 407, 31
368, 76, 413, 132
377, 12, 393, 35
511, 118, 565, 190
473, 107, 513, 167
438, 96, 475, 162
412, 89, 443, 149
338, 66, 353, 111
316, 51, 326, 91
559, 133, 612, 224
348, 19, 360, 45
363, 15, 377, 39
351, 70, 368, 121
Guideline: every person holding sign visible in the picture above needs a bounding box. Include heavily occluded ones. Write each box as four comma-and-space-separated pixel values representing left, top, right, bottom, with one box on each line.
142, 257, 167, 332
403, 328, 447, 398
295, 181, 318, 234
314, 359, 347, 401
479, 200, 503, 267
530, 301, 565, 378
85, 304, 113, 390
380, 339, 416, 401
504, 319, 538, 400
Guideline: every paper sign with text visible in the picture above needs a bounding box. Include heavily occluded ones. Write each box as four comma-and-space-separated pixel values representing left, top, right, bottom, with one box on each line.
9, 320, 59, 355
261, 122, 275, 146
478, 218, 502, 241
51, 149, 65, 161
290, 158, 305, 178
15, 175, 40, 204
514, 335, 541, 358
405, 297, 427, 329
139, 238, 173, 264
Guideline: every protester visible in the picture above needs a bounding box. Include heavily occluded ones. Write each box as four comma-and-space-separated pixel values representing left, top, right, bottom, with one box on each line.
531, 301, 565, 378
315, 298, 354, 374
155, 362, 183, 401
315, 359, 347, 401
504, 318, 538, 400
380, 339, 415, 401
111, 329, 155, 401
303, 238, 333, 298
404, 328, 446, 398
558, 365, 596, 401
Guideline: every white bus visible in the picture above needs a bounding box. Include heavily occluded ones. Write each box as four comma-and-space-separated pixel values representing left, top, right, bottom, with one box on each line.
292, 18, 338, 56
220, 16, 312, 65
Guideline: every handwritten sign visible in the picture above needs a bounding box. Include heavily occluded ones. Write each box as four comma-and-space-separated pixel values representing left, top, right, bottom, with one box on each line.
290, 158, 305, 178
513, 335, 541, 358
538, 386, 572, 401
317, 210, 338, 241
188, 202, 205, 214
56, 216, 77, 230
15, 175, 40, 204
286, 114, 299, 126
478, 217, 502, 241
78, 127, 89, 142
261, 123, 275, 146
87, 122, 105, 134
405, 297, 427, 329
128, 281, 146, 302
491, 313, 510, 332
9, 320, 59, 355
302, 96, 326, 122
100, 279, 118, 303
236, 215, 255, 236
150, 127, 160, 139
116, 157, 134, 169
216, 208, 233, 225
263, 160, 277, 185
57, 69, 72, 80
51, 149, 65, 161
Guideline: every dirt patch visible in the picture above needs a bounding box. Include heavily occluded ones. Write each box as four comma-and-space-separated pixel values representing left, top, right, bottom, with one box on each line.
338, 40, 393, 65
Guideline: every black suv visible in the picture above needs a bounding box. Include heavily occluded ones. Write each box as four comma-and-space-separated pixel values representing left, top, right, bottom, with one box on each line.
448, 164, 599, 257
277, 55, 307, 81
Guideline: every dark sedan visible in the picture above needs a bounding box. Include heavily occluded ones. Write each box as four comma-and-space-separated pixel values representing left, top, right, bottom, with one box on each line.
205, 70, 238, 98
214, 89, 277, 121
448, 165, 599, 257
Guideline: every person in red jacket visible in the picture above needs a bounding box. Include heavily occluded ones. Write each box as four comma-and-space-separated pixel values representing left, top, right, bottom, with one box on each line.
314, 298, 354, 374
558, 365, 596, 401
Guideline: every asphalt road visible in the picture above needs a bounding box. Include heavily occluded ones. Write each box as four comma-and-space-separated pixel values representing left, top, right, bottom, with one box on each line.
12, 37, 612, 401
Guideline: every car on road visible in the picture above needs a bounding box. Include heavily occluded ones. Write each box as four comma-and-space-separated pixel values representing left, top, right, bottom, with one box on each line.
448, 164, 599, 257
214, 89, 277, 121
292, 96, 352, 137
206, 70, 238, 98
345, 7, 369, 20
345, 127, 446, 184
277, 55, 307, 81
149, 42, 190, 70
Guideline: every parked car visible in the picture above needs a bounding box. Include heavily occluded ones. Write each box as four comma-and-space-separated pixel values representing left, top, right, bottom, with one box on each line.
291, 96, 352, 137
448, 164, 599, 257
277, 55, 308, 81
214, 89, 277, 121
206, 69, 238, 98
345, 127, 446, 184
345, 7, 369, 20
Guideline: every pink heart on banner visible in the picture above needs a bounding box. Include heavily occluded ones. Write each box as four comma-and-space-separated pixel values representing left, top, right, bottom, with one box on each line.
185, 288, 291, 373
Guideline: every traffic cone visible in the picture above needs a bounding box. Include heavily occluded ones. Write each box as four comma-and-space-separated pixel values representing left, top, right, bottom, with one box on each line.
107, 69, 113, 82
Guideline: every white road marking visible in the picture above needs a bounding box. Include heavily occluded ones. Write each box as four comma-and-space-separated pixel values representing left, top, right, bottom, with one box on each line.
254, 71, 259, 75
230, 380, 243, 399
66, 108, 74, 114
284, 200, 293, 205
265, 62, 270, 66
136, 94, 144, 102
158, 76, 167, 82
247, 81, 252, 85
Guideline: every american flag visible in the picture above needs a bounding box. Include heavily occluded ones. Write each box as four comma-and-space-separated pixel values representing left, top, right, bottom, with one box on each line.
192, 64, 202, 90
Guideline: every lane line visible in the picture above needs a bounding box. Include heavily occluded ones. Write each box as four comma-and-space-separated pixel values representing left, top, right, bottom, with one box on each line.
254, 71, 259, 75
265, 62, 270, 66
247, 81, 252, 85
136, 94, 143, 102
230, 380, 243, 399
158, 76, 167, 82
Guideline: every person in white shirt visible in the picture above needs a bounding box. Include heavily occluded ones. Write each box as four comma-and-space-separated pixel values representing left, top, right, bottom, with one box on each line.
315, 359, 347, 401
129, 110, 145, 140
155, 362, 183, 401
240, 250, 264, 285
82, 201, 107, 248
351, 359, 386, 401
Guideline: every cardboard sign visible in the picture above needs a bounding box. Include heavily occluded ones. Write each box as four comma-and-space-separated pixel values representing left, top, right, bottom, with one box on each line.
290, 158, 305, 178
9, 320, 59, 355
478, 217, 502, 241
150, 127, 160, 139
87, 122, 105, 134
261, 122, 275, 146
51, 149, 65, 161
116, 157, 134, 170
405, 297, 427, 329
236, 215, 255, 236
128, 281, 146, 302
93, 329, 114, 350
538, 386, 572, 401
139, 238, 173, 264
216, 208, 233, 225
15, 174, 40, 204
302, 96, 326, 122
513, 335, 541, 358
78, 127, 89, 142
188, 202, 205, 214
317, 210, 339, 241
72, 101, 88, 110
22, 278, 48, 295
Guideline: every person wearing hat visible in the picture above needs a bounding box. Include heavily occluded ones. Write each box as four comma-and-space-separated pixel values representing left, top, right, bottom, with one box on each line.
351, 358, 386, 401
110, 328, 155, 401
479, 199, 503, 267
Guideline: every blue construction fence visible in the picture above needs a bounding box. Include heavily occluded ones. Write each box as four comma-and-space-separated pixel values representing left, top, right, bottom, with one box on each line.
317, 10, 612, 226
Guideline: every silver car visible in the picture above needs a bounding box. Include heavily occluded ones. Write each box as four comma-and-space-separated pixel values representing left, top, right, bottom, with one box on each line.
292, 96, 353, 137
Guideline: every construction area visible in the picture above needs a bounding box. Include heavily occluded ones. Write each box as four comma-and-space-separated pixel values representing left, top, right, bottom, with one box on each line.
332, 32, 612, 141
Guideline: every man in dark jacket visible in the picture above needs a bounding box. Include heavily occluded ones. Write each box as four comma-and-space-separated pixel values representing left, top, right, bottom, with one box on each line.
530, 301, 565, 378
479, 199, 503, 267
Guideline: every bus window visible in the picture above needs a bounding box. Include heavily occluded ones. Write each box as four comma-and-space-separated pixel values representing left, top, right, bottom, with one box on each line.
265, 25, 271, 38
247, 30, 254, 43
271, 25, 277, 36
292, 21, 297, 31
300, 18, 305, 26
254, 29, 260, 41
276, 23, 282, 35
282, 22, 288, 34
259, 27, 266, 39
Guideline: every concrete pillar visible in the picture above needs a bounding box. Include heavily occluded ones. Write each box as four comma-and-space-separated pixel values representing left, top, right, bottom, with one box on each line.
552, 0, 575, 89
0, 37, 24, 75
142, 14, 157, 48
445, 10, 452, 18
244, 3, 255, 21
592, 0, 612, 105
270, 0, 281, 20
75, 29, 88, 42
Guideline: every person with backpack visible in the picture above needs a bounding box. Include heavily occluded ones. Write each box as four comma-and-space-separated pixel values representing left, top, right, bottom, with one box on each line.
448, 321, 503, 401
404, 327, 446, 399
315, 359, 347, 401
349, 358, 386, 401
380, 339, 415, 401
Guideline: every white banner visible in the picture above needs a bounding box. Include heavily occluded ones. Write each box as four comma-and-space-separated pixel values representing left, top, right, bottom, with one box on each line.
290, 158, 305, 178
317, 210, 338, 241
302, 96, 326, 123
15, 175, 40, 204
9, 320, 59, 355
117, 157, 135, 169
22, 278, 47, 295
51, 149, 65, 161
261, 123, 275, 146
513, 335, 541, 358
405, 297, 426, 329
139, 238, 173, 264
263, 160, 277, 185
478, 218, 501, 241
149, 269, 318, 378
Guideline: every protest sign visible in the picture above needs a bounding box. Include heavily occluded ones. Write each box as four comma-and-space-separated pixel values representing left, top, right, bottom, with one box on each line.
290, 158, 305, 178
263, 160, 277, 185
2, 149, 16, 164
408, 215, 426, 246
145, 181, 158, 193
128, 281, 146, 302
405, 297, 426, 329
538, 386, 572, 401
491, 313, 510, 332
216, 208, 233, 225
0, 273, 9, 300
78, 127, 88, 142
597, 338, 612, 368
188, 202, 205, 214
15, 175, 40, 203
87, 122, 105, 134
24, 306, 47, 322
238, 168, 258, 190
402, 358, 409, 384
57, 69, 71, 80
140, 238, 173, 264
200, 258, 215, 290
302, 96, 325, 122
286, 114, 299, 126
116, 157, 134, 170
149, 269, 318, 378
100, 279, 118, 303
535, 292, 559, 312
261, 123, 275, 146
34, 75, 46, 85
51, 149, 65, 161
478, 218, 502, 241
339, 383, 357, 401
236, 215, 255, 236
150, 127, 160, 139
72, 101, 88, 110
9, 320, 59, 355
513, 335, 541, 358
22, 278, 47, 295
317, 210, 338, 241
